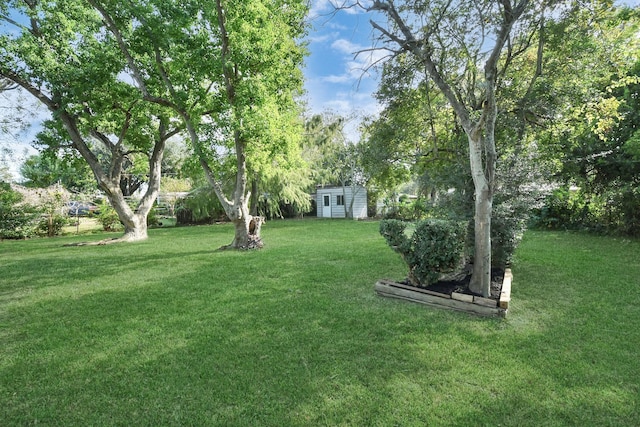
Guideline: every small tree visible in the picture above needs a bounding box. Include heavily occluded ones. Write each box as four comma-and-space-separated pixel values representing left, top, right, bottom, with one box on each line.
349, 0, 548, 296
35, 184, 69, 237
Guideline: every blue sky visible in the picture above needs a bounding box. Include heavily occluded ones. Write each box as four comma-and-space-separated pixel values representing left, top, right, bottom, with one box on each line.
303, 1, 385, 141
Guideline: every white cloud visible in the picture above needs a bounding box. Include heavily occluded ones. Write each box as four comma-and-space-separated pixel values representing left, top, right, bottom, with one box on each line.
332, 38, 389, 74
325, 21, 349, 31
324, 99, 353, 113
308, 0, 364, 19
331, 38, 361, 54
308, 0, 336, 19
322, 74, 352, 83
307, 33, 333, 44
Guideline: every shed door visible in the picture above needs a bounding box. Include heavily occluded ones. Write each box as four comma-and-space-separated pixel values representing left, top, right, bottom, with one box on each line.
322, 194, 331, 218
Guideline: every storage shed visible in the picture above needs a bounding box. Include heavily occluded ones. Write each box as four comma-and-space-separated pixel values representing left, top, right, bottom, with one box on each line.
316, 185, 367, 219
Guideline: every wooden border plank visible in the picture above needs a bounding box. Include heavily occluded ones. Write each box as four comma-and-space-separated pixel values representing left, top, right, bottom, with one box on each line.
377, 279, 451, 299
375, 281, 506, 318
474, 296, 498, 307
499, 268, 512, 309
452, 292, 474, 303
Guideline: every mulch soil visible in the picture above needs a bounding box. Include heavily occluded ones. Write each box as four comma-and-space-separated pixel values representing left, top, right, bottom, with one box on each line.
400, 268, 504, 300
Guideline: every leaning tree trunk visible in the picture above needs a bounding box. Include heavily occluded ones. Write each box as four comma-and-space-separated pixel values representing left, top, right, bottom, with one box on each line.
119, 210, 149, 242
91, 121, 164, 244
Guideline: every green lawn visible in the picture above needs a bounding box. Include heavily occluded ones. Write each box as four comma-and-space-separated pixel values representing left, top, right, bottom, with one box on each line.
61, 217, 104, 235
1, 220, 639, 426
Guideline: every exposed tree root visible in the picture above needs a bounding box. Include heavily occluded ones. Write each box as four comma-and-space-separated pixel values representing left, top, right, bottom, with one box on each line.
217, 235, 264, 251
63, 236, 146, 246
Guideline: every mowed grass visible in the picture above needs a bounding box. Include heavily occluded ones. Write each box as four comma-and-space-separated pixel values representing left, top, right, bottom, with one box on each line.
1, 221, 639, 426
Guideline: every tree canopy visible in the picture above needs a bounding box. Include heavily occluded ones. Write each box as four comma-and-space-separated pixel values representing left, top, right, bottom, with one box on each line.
353, 0, 640, 293
0, 0, 308, 246
87, 0, 309, 248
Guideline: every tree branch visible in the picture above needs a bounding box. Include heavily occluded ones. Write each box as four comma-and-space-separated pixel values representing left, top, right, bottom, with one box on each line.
368, 0, 472, 129
88, 0, 177, 109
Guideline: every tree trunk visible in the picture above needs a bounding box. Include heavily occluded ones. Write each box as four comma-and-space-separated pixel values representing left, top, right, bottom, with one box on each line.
93, 122, 164, 243
104, 189, 151, 242
92, 125, 164, 243
467, 134, 493, 297
228, 213, 265, 250
469, 183, 492, 297
341, 185, 349, 218
121, 213, 149, 242
55, 110, 163, 243
250, 178, 259, 216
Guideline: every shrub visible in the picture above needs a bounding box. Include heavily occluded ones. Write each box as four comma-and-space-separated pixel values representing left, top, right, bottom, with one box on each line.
379, 219, 411, 252
490, 202, 528, 268
0, 182, 38, 239
380, 218, 467, 287
531, 188, 589, 230
36, 214, 67, 237
96, 200, 121, 231
175, 187, 226, 225
426, 192, 527, 269
0, 206, 38, 239
147, 206, 158, 228
529, 186, 640, 236
382, 196, 429, 221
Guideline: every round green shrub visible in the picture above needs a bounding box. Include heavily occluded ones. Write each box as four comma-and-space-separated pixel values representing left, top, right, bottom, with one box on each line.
0, 183, 38, 239
36, 214, 67, 237
380, 218, 467, 287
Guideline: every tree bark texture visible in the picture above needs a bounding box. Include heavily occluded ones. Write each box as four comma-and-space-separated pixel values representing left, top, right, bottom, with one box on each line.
227, 215, 265, 250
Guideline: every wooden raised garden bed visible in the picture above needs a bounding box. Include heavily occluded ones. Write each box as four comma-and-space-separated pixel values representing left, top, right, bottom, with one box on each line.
375, 268, 512, 318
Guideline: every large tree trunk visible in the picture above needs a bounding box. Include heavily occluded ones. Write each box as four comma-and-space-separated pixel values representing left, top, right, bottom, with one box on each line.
121, 213, 149, 242
103, 188, 152, 242
250, 178, 259, 216
88, 119, 165, 243
467, 131, 495, 298
228, 213, 265, 250
224, 166, 264, 250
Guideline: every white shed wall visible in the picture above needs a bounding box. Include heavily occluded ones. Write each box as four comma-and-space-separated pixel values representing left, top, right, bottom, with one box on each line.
316, 186, 367, 219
